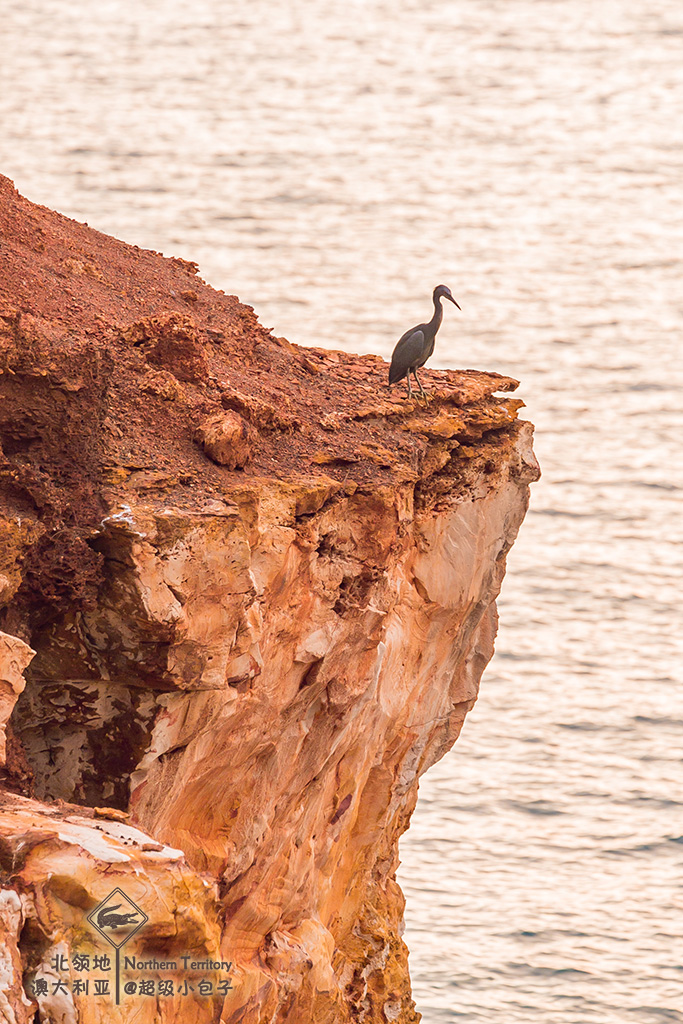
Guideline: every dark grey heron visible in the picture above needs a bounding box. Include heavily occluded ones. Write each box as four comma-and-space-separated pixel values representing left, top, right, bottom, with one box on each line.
389, 284, 460, 400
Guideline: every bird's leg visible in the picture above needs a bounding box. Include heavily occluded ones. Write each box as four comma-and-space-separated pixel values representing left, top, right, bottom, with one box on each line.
405, 374, 413, 400
413, 369, 429, 404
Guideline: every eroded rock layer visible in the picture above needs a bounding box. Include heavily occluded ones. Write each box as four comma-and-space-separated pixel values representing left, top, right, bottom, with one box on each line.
0, 175, 539, 1023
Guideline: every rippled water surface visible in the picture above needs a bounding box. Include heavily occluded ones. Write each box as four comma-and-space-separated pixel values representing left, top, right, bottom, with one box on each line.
2, 1, 682, 1019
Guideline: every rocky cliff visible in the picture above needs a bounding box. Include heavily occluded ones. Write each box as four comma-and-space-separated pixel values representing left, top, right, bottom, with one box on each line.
0, 175, 539, 1023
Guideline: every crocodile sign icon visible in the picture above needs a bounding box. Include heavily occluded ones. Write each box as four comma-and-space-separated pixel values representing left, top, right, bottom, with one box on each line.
87, 888, 149, 1004
88, 888, 148, 948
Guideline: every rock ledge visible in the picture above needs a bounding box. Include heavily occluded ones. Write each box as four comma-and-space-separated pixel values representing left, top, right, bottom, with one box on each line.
0, 175, 539, 1023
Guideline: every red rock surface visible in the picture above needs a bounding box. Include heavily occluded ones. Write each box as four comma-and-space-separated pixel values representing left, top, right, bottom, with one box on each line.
0, 175, 539, 1023
0, 174, 523, 628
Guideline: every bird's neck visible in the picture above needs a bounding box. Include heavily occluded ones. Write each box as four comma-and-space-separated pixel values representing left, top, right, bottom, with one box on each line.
429, 294, 444, 332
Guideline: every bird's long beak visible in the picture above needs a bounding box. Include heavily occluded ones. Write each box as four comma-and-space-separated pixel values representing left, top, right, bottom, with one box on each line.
449, 295, 461, 310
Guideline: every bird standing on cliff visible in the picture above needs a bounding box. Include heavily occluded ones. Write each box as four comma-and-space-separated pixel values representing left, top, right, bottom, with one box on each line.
389, 284, 460, 401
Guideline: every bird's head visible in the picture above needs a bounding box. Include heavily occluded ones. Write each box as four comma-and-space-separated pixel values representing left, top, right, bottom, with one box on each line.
434, 284, 461, 310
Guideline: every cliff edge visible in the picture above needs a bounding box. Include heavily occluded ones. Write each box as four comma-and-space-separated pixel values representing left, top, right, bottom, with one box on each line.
0, 175, 539, 1023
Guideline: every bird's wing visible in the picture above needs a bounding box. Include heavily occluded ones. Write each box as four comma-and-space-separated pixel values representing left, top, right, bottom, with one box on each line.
389, 328, 425, 383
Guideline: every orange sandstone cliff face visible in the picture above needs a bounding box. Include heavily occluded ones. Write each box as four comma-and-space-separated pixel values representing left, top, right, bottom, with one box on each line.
0, 175, 539, 1023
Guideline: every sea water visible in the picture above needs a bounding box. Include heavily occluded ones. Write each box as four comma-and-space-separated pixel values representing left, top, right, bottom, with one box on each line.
1, 1, 682, 1019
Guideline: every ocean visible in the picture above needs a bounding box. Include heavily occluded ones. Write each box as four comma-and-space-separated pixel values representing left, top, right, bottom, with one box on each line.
2, 0, 682, 1019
